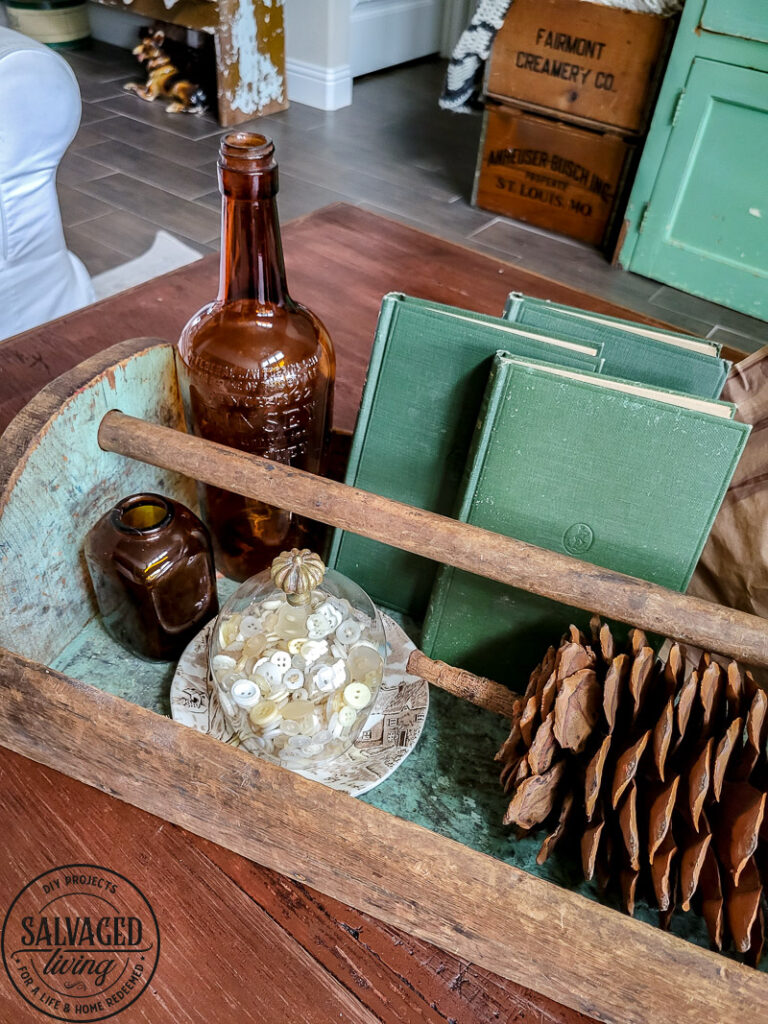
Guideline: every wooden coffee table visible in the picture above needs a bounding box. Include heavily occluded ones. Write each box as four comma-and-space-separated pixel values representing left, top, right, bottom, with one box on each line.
0, 205, 698, 1024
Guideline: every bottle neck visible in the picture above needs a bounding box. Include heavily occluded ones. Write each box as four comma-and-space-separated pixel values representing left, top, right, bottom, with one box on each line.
218, 191, 289, 307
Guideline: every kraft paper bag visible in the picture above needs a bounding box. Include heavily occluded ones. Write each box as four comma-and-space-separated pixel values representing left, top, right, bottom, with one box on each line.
688, 346, 768, 621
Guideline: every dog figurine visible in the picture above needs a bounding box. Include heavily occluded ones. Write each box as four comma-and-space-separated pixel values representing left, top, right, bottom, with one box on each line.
124, 29, 206, 115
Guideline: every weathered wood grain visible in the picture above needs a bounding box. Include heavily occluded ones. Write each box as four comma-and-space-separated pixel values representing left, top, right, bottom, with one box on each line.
0, 205, 752, 1024
100, 410, 768, 668
407, 650, 520, 718
0, 748, 378, 1024
199, 840, 592, 1024
0, 204, 691, 438
0, 746, 590, 1024
0, 340, 197, 663
1, 647, 766, 1024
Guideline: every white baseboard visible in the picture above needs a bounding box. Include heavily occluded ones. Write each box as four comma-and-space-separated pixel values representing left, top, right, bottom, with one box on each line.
285, 59, 352, 111
350, 0, 442, 77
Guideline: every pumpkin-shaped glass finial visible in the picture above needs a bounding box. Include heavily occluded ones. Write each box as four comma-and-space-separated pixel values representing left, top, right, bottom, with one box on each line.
270, 548, 325, 605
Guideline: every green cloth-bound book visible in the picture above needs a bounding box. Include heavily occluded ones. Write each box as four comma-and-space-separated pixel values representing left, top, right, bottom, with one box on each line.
328, 293, 604, 618
421, 352, 750, 686
503, 291, 730, 399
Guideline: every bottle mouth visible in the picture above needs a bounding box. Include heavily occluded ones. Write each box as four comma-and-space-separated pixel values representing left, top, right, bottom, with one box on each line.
219, 132, 276, 172
112, 494, 173, 534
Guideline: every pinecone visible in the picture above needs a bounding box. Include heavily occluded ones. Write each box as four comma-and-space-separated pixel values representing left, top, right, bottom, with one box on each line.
497, 617, 768, 966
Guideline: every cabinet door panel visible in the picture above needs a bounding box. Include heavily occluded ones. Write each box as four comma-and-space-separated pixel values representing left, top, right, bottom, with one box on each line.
701, 0, 768, 44
630, 59, 768, 320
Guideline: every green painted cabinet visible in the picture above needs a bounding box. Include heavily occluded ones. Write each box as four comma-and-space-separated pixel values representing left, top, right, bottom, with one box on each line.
619, 0, 768, 321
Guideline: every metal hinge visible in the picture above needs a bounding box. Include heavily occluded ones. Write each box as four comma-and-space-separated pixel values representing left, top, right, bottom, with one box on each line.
671, 89, 686, 126
638, 203, 650, 235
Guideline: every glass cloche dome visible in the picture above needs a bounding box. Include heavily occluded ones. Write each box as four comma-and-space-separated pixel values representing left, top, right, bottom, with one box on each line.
208, 549, 386, 768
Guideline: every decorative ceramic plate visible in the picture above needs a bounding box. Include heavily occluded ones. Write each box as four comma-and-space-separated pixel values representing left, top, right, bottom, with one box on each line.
171, 613, 429, 796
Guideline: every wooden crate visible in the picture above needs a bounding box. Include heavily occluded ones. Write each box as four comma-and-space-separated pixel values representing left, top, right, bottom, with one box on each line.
1, 339, 767, 1024
485, 0, 674, 134
473, 101, 636, 247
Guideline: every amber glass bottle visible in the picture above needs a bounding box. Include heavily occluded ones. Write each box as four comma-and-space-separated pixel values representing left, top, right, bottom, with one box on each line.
177, 132, 335, 581
84, 493, 218, 661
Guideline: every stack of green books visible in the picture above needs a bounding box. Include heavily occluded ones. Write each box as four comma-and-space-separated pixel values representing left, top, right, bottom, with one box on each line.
329, 292, 747, 686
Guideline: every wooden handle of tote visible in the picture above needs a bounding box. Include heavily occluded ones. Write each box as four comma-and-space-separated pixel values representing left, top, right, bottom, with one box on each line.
98, 411, 768, 668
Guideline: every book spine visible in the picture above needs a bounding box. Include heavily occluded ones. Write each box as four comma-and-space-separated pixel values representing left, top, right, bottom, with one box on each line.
502, 292, 525, 322
326, 294, 402, 570
421, 352, 512, 657
680, 419, 751, 588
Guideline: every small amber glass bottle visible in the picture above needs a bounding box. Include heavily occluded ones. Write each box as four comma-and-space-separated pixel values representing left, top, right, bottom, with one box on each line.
176, 132, 335, 581
84, 493, 218, 661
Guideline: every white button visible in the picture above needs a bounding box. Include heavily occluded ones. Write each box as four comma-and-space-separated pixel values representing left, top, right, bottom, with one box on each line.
269, 686, 289, 703
239, 615, 262, 637
292, 687, 309, 701
338, 706, 357, 729
313, 665, 337, 692
256, 661, 282, 686
288, 637, 308, 654
270, 650, 292, 673
212, 654, 237, 673
343, 682, 372, 710
284, 668, 305, 690
261, 599, 282, 610
316, 601, 343, 628
300, 640, 328, 664
231, 679, 261, 708
336, 619, 362, 645
330, 659, 347, 687
307, 613, 334, 639
248, 700, 280, 727
281, 720, 300, 736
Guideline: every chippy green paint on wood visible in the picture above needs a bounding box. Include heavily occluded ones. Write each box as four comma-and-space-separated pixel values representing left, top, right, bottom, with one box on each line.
0, 341, 196, 664
619, 0, 768, 320
701, 0, 768, 44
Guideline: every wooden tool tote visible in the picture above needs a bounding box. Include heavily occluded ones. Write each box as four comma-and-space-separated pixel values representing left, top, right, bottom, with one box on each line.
1, 338, 766, 1024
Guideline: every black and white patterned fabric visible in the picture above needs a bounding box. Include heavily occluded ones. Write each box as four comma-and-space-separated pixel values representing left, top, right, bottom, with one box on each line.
439, 0, 684, 113
440, 0, 512, 113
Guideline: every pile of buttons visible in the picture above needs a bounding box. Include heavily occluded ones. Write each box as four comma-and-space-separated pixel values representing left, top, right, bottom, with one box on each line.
209, 590, 385, 766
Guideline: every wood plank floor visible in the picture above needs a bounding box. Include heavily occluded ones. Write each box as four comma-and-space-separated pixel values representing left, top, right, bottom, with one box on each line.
57, 41, 767, 351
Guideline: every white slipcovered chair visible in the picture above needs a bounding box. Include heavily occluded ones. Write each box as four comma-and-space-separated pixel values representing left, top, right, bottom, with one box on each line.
0, 27, 94, 340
